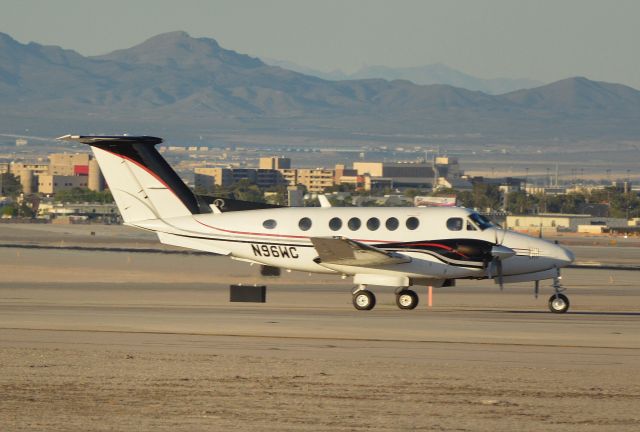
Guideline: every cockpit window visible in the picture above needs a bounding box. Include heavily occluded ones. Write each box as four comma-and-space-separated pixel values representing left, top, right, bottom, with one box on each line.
468, 213, 493, 230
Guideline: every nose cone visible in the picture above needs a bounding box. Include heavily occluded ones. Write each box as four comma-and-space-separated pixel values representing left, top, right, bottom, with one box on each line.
554, 244, 575, 267
491, 245, 516, 260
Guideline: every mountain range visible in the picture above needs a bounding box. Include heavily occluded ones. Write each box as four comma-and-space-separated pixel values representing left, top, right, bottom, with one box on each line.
1, 31, 639, 144
262, 59, 541, 94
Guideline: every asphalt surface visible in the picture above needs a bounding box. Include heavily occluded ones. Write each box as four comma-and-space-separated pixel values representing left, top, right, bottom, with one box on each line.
1, 224, 639, 431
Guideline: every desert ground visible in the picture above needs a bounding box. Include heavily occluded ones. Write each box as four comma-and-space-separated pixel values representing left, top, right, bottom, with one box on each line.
1, 223, 639, 431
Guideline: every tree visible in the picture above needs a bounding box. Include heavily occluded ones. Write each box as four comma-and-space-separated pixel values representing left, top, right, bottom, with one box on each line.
559, 193, 586, 214
231, 179, 264, 203
506, 191, 534, 214
0, 173, 22, 197
1, 202, 34, 218
324, 183, 356, 193
456, 191, 473, 208
470, 183, 501, 211
54, 188, 114, 203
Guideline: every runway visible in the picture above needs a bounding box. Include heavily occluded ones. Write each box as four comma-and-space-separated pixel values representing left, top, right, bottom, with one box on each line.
1, 277, 640, 348
1, 225, 640, 431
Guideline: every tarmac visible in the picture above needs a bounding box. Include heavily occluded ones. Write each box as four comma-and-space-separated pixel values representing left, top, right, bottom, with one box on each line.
1, 223, 639, 431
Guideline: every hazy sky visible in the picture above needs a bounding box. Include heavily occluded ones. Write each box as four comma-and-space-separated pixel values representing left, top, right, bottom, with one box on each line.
3, 0, 640, 88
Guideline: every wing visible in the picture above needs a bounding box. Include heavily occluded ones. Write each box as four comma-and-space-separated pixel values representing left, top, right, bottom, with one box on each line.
310, 237, 411, 267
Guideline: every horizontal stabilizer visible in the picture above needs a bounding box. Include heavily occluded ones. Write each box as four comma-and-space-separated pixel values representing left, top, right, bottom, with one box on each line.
57, 135, 163, 145
311, 237, 411, 267
157, 232, 231, 256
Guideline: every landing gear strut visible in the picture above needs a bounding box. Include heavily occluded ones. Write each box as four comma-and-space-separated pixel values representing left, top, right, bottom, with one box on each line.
548, 276, 570, 313
352, 285, 376, 311
395, 289, 419, 310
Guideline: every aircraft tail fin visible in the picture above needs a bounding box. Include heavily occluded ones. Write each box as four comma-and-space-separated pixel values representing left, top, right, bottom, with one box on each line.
57, 135, 209, 223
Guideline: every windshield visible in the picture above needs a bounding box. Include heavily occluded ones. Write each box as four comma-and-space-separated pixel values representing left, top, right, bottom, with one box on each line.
468, 213, 494, 230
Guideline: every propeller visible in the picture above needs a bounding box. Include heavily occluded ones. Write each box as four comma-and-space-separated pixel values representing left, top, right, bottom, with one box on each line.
486, 226, 515, 290
533, 222, 542, 297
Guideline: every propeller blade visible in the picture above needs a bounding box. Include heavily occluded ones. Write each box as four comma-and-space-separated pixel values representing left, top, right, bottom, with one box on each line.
486, 260, 494, 279
534, 280, 539, 298
497, 260, 504, 290
539, 223, 543, 239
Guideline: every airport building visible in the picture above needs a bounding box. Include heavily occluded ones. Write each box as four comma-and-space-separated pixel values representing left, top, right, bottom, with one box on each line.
259, 156, 291, 170
194, 167, 287, 192
38, 202, 120, 222
49, 153, 91, 176
192, 154, 466, 195
294, 168, 336, 193
9, 153, 105, 195
351, 157, 464, 190
506, 213, 630, 233
36, 174, 89, 194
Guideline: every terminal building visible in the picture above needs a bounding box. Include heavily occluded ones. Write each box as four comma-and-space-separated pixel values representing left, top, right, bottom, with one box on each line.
349, 157, 464, 190
506, 213, 630, 234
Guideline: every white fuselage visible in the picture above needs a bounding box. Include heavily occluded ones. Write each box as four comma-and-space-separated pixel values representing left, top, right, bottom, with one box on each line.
133, 206, 574, 288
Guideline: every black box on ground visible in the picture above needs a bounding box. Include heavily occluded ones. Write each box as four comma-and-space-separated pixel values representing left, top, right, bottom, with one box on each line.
230, 284, 267, 303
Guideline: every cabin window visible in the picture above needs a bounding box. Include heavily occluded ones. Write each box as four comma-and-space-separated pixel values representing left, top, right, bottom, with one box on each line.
348, 217, 361, 231
329, 217, 342, 231
466, 221, 478, 230
299, 217, 312, 231
446, 217, 463, 231
386, 217, 399, 231
406, 217, 419, 230
367, 217, 380, 231
263, 219, 277, 229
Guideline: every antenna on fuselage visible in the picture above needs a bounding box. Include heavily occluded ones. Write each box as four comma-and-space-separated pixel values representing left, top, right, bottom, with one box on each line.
318, 195, 332, 208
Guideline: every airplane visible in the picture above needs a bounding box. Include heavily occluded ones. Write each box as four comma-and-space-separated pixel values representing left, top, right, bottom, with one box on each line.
58, 134, 576, 313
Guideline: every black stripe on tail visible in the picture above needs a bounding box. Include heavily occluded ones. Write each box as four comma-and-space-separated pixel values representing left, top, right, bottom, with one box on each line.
72, 135, 208, 214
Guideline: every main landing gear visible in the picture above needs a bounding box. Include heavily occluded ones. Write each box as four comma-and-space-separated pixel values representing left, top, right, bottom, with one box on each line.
352, 285, 376, 311
351, 285, 419, 311
547, 276, 570, 314
395, 289, 419, 310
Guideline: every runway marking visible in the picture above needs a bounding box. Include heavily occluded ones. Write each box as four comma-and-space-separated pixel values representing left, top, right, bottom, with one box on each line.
2, 327, 639, 351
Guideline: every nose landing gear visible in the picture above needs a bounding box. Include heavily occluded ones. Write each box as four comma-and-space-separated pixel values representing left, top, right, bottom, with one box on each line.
548, 276, 570, 314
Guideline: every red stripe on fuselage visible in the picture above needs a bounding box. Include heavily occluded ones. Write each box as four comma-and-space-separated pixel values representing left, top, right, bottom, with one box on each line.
401, 242, 470, 259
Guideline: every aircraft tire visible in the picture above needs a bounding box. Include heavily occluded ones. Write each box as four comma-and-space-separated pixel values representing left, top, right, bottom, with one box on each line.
395, 289, 419, 310
353, 290, 376, 311
548, 293, 570, 314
